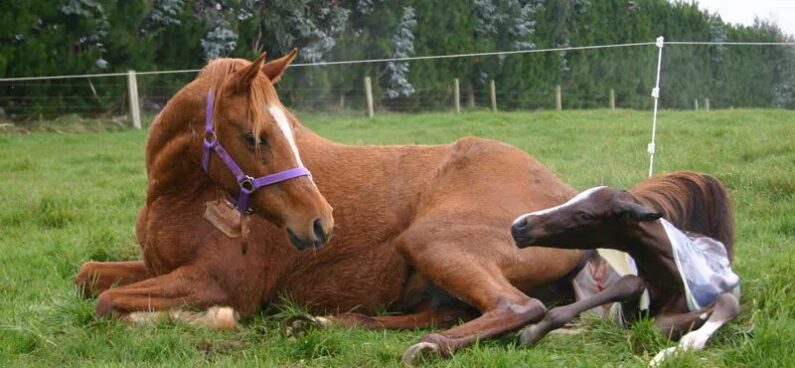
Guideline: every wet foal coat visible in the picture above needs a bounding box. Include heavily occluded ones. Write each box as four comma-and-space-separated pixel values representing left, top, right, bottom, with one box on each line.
511, 171, 741, 364
75, 53, 585, 363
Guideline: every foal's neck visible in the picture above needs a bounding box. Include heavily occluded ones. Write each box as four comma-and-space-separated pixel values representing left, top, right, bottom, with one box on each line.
620, 220, 684, 300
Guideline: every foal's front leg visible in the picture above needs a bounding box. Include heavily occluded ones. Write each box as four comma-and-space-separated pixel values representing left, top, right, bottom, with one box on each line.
518, 275, 646, 346
650, 293, 740, 366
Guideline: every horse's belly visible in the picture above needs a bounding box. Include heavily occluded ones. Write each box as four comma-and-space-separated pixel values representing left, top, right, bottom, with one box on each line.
276, 243, 410, 313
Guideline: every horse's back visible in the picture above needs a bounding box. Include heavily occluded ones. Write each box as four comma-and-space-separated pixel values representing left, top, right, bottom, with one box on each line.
402, 136, 584, 291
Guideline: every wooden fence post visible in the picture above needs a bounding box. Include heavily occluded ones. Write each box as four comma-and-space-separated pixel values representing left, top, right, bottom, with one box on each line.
555, 85, 562, 111
609, 88, 615, 110
490, 80, 497, 112
694, 99, 699, 110
127, 70, 141, 129
454, 78, 461, 113
704, 98, 710, 111
364, 76, 374, 118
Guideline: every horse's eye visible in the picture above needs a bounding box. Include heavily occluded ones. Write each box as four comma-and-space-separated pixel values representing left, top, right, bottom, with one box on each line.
578, 212, 594, 221
244, 133, 256, 147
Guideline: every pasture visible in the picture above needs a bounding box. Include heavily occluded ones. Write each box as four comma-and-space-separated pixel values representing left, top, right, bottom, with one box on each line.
1, 109, 794, 367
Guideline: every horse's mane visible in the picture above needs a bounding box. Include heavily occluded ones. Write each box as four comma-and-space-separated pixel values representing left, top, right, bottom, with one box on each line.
628, 171, 735, 260
199, 58, 278, 150
145, 58, 279, 178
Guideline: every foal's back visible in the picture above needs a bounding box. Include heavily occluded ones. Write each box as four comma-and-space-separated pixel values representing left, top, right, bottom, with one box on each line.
629, 171, 735, 260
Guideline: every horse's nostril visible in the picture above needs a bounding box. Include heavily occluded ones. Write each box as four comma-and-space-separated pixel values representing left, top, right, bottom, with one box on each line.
313, 218, 328, 245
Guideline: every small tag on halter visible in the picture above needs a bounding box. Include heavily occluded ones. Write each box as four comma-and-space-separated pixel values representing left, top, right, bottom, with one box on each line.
204, 196, 242, 238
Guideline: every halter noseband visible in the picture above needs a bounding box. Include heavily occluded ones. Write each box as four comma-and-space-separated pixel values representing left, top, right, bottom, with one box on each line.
201, 89, 311, 214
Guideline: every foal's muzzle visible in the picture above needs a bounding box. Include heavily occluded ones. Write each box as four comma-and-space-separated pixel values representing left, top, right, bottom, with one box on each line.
511, 216, 536, 247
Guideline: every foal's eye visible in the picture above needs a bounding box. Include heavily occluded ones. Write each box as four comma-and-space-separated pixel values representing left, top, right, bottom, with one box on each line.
577, 212, 594, 221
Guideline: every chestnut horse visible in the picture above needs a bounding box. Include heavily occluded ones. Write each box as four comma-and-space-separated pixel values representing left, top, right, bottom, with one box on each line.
511, 171, 740, 365
75, 52, 585, 364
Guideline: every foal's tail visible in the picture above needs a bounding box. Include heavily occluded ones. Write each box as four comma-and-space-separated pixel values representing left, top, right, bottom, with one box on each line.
630, 171, 735, 261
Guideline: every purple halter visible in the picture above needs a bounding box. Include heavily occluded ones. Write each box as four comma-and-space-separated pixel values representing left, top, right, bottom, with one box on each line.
202, 89, 311, 214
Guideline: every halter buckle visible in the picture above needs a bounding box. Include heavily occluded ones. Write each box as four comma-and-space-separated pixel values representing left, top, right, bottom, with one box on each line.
239, 176, 255, 192
204, 131, 217, 144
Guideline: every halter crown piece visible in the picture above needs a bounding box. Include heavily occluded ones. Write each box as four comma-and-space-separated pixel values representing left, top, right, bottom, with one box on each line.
202, 89, 311, 214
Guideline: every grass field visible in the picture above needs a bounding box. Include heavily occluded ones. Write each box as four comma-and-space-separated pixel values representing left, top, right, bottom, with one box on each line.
1, 109, 794, 367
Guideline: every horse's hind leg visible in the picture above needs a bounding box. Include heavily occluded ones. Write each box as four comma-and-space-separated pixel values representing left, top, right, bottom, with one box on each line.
75, 260, 153, 297
396, 233, 547, 365
283, 307, 474, 337
337, 307, 473, 330
518, 274, 646, 346
650, 293, 741, 366
94, 265, 239, 329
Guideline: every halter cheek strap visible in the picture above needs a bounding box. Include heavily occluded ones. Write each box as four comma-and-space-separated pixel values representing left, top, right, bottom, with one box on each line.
202, 89, 311, 214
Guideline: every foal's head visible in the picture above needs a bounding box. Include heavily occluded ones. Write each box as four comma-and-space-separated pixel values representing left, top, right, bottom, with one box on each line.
200, 51, 333, 250
511, 186, 662, 249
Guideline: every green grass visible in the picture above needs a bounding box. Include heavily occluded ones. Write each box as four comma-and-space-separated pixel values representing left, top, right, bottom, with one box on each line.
1, 109, 794, 367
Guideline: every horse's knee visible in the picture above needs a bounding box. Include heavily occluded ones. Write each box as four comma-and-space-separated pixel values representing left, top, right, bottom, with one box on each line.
615, 275, 645, 299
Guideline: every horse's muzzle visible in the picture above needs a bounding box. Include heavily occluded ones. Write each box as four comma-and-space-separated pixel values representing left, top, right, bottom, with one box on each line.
287, 217, 331, 250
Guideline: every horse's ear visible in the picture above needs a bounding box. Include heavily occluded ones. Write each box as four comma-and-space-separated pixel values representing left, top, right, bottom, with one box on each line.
231, 52, 268, 93
261, 48, 297, 84
619, 201, 663, 222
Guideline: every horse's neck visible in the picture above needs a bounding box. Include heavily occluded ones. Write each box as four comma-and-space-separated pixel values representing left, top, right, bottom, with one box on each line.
145, 108, 208, 203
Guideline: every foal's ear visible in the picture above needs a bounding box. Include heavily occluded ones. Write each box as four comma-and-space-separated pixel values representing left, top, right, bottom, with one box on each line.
619, 201, 663, 222
231, 52, 268, 93
261, 48, 298, 84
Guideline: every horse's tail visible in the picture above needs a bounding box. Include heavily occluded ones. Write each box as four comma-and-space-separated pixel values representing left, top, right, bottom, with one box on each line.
630, 171, 735, 261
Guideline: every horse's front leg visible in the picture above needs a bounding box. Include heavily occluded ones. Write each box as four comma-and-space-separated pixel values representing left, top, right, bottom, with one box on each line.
650, 293, 741, 366
75, 260, 153, 297
518, 274, 646, 346
93, 265, 240, 330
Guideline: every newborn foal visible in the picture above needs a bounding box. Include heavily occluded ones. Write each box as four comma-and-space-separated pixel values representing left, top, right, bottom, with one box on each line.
510, 172, 741, 365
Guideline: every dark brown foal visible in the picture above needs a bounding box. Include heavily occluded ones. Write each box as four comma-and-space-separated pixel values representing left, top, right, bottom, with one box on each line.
510, 172, 741, 365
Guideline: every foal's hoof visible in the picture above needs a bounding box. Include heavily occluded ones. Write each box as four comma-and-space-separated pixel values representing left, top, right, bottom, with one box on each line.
281, 314, 331, 338
649, 346, 680, 366
401, 342, 441, 367
518, 324, 545, 347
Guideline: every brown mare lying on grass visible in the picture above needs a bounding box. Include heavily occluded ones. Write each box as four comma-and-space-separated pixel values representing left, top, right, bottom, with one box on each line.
75, 52, 588, 364
511, 171, 741, 365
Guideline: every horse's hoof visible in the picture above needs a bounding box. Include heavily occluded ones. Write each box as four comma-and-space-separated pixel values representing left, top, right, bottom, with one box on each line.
281, 314, 331, 338
517, 324, 544, 347
401, 341, 440, 367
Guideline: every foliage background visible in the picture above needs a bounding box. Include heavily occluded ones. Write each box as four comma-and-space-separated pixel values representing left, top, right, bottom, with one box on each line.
1, 0, 794, 119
